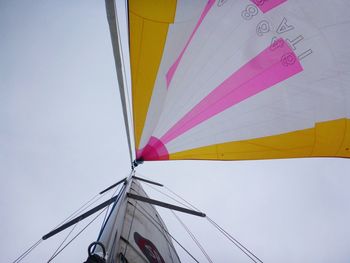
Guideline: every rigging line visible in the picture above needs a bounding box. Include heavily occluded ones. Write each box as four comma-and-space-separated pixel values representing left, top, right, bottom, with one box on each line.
164, 185, 200, 212
143, 183, 193, 210
54, 193, 100, 229
64, 177, 127, 228
47, 222, 79, 262
116, 0, 134, 151
171, 211, 214, 263
54, 180, 117, 230
101, 183, 122, 228
136, 173, 199, 211
13, 179, 126, 263
97, 195, 124, 257
206, 217, 263, 263
95, 172, 133, 245
47, 207, 108, 263
12, 238, 42, 263
107, 0, 133, 162
135, 203, 197, 263
155, 180, 262, 263
173, 212, 211, 263
208, 217, 262, 261
107, 170, 134, 257
54, 191, 111, 230
131, 202, 200, 263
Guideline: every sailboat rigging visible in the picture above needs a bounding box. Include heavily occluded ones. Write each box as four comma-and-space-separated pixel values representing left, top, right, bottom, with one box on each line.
95, 0, 350, 261
10, 0, 350, 262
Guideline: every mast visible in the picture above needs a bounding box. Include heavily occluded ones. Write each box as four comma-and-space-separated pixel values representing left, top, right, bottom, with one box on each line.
101, 1, 182, 261
93, 173, 182, 263
105, 0, 134, 164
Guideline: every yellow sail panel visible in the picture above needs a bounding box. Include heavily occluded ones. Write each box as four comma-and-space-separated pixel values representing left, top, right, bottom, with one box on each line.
169, 119, 350, 160
129, 0, 176, 149
129, 0, 177, 22
312, 119, 349, 157
337, 120, 350, 157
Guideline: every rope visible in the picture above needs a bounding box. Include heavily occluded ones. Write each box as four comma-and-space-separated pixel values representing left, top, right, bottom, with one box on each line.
206, 217, 263, 263
12, 176, 127, 263
128, 174, 263, 262
46, 176, 129, 261
164, 185, 200, 212
47, 222, 79, 262
171, 211, 213, 263
96, 172, 134, 253
143, 183, 193, 210
54, 181, 118, 230
47, 207, 108, 262
136, 173, 197, 211
140, 179, 213, 262
55, 193, 100, 228
101, 183, 122, 228
12, 239, 42, 263
156, 180, 263, 263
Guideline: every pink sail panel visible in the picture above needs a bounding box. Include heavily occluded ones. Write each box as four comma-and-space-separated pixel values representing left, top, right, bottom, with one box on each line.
166, 0, 215, 88
137, 136, 169, 161
161, 38, 303, 145
138, 39, 303, 161
250, 0, 287, 13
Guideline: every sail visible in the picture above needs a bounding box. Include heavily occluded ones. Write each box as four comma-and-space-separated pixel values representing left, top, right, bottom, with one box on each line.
97, 178, 181, 263
129, 0, 350, 161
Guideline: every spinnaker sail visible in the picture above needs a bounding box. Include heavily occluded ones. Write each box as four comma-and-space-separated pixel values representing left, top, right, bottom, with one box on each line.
129, 0, 350, 161
12, 1, 350, 262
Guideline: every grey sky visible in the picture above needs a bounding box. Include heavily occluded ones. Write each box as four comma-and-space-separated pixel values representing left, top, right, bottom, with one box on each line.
1, 1, 350, 262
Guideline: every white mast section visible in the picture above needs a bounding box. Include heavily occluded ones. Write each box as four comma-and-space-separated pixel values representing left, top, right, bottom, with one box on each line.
105, 0, 134, 163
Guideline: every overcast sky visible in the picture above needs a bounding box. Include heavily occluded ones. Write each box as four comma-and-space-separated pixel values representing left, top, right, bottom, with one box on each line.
1, 1, 350, 263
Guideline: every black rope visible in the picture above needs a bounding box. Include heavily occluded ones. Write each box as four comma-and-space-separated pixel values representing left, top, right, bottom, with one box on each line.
131, 202, 200, 263
47, 207, 108, 262
12, 238, 42, 263
171, 211, 213, 263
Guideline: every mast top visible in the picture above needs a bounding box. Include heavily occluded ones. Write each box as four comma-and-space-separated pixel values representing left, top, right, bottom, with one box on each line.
132, 158, 144, 170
